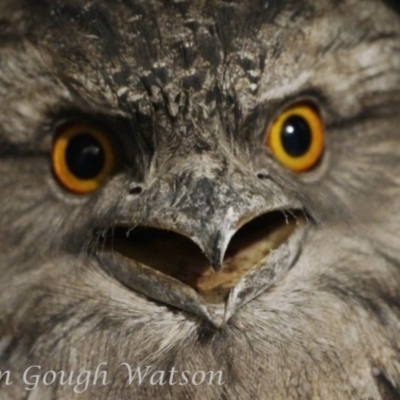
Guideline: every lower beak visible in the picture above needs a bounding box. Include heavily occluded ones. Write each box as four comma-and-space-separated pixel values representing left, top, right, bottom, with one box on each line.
97, 156, 307, 327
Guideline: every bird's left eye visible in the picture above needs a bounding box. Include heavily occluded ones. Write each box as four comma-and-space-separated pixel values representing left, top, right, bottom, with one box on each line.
267, 103, 325, 172
52, 123, 116, 194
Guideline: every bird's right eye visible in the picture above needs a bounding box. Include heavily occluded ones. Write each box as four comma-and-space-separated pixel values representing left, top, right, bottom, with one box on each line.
52, 123, 116, 194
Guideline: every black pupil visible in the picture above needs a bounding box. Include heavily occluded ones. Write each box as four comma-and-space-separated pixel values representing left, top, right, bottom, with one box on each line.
281, 116, 312, 157
66, 134, 105, 179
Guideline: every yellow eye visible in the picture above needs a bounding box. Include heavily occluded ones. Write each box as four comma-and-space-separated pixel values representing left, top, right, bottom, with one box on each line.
52, 123, 115, 194
267, 103, 324, 172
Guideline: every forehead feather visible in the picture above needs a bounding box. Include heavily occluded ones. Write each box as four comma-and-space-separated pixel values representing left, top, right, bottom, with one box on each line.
1, 0, 398, 130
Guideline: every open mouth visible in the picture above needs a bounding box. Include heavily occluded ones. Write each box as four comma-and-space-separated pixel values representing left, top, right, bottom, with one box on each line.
96, 209, 306, 325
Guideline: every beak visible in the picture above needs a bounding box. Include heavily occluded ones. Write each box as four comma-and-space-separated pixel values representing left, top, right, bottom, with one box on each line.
98, 153, 307, 327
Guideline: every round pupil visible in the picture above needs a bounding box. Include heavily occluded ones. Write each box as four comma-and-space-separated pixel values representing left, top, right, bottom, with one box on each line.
281, 116, 312, 157
66, 134, 105, 179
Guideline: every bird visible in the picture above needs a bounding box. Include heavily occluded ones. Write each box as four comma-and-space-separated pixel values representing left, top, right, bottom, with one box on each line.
0, 0, 400, 398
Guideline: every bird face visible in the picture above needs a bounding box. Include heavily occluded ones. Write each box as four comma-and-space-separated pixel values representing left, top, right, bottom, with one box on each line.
1, 0, 400, 398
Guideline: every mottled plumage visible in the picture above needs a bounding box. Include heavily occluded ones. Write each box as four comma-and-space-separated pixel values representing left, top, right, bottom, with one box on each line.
1, 0, 400, 399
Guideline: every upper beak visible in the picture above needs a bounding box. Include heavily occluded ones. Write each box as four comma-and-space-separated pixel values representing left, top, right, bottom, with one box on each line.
98, 153, 307, 327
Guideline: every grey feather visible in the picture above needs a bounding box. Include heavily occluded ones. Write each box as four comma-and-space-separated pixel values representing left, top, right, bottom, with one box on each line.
1, 0, 400, 399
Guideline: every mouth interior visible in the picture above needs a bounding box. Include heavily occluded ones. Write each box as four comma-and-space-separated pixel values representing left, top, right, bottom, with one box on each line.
102, 211, 301, 303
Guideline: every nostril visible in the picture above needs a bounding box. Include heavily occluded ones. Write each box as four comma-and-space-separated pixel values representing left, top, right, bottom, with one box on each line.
128, 185, 143, 195
256, 171, 270, 180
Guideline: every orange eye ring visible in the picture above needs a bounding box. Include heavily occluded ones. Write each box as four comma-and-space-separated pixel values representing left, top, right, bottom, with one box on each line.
52, 123, 115, 194
267, 103, 325, 172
